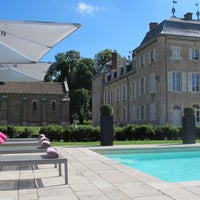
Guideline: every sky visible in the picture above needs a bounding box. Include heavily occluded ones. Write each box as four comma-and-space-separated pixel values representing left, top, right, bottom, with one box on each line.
0, 0, 199, 62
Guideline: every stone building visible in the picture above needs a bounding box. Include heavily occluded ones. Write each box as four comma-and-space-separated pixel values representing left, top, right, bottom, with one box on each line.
0, 81, 70, 126
92, 13, 200, 126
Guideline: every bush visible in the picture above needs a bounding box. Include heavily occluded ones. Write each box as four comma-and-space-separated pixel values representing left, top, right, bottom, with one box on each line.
134, 125, 155, 140
39, 125, 63, 141
154, 125, 180, 140
183, 107, 195, 116
100, 104, 113, 116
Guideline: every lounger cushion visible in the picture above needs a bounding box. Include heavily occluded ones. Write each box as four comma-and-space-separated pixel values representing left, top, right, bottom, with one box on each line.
0, 132, 7, 140
46, 147, 59, 158
40, 140, 51, 148
39, 136, 50, 143
39, 134, 45, 139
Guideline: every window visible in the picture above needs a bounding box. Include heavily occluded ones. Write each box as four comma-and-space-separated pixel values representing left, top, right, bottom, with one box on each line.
172, 72, 181, 92
131, 81, 136, 99
192, 74, 199, 92
150, 73, 156, 94
150, 103, 156, 120
51, 101, 56, 111
193, 105, 200, 123
110, 90, 114, 103
171, 46, 181, 60
139, 54, 145, 67
122, 85, 127, 100
189, 48, 200, 60
139, 77, 146, 96
149, 49, 156, 63
139, 105, 146, 121
116, 87, 120, 102
122, 108, 127, 121
32, 100, 37, 111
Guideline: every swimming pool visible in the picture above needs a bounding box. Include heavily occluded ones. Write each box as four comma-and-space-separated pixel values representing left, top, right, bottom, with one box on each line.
94, 146, 200, 182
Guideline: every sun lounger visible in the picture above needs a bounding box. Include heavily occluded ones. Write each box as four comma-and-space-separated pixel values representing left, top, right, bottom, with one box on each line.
0, 154, 68, 184
0, 146, 46, 154
2, 140, 39, 147
6, 138, 38, 142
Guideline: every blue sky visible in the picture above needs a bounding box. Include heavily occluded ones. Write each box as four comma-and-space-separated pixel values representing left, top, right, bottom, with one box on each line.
0, 0, 199, 62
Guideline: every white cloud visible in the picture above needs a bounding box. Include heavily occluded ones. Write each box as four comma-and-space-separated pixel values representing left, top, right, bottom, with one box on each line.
77, 2, 105, 15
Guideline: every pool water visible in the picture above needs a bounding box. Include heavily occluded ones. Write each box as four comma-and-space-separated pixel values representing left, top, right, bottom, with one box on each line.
95, 147, 200, 182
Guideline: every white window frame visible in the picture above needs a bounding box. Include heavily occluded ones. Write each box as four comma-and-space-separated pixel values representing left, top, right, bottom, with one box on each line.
150, 73, 156, 94
139, 77, 146, 96
192, 73, 199, 92
150, 103, 156, 121
149, 49, 156, 63
172, 72, 181, 92
189, 48, 200, 61
171, 46, 181, 60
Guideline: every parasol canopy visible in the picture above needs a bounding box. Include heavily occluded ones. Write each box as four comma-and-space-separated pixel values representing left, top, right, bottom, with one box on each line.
0, 20, 81, 63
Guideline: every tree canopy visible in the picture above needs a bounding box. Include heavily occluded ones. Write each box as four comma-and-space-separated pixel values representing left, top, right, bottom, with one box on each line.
44, 50, 96, 124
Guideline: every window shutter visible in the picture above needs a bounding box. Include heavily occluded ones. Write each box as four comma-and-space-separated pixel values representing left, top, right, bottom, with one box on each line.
153, 49, 156, 61
188, 72, 192, 92
182, 72, 187, 92
148, 51, 151, 63
189, 48, 193, 60
143, 54, 145, 66
168, 72, 172, 91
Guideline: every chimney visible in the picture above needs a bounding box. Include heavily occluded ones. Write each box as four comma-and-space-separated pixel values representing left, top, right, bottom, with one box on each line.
184, 12, 193, 20
149, 22, 158, 31
111, 50, 117, 70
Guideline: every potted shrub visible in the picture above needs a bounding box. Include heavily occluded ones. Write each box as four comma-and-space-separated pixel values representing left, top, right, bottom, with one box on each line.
182, 107, 195, 144
100, 104, 114, 146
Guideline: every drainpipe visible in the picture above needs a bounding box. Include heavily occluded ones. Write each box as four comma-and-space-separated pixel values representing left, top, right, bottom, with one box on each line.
165, 36, 169, 124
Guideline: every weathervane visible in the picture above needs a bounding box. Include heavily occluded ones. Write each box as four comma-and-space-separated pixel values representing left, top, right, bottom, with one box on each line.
172, 0, 177, 17
196, 2, 200, 20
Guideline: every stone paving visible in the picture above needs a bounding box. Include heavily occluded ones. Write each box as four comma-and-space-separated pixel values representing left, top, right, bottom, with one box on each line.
0, 145, 200, 199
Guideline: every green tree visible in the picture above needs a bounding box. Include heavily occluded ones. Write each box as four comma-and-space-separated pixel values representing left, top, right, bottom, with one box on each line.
70, 88, 90, 124
94, 49, 112, 67
94, 49, 126, 69
44, 50, 95, 124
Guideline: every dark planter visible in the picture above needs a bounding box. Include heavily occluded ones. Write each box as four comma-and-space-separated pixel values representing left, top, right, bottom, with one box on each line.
182, 116, 195, 144
100, 115, 113, 146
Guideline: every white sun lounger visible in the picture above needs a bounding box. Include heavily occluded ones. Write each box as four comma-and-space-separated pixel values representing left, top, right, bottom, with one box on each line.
0, 154, 68, 184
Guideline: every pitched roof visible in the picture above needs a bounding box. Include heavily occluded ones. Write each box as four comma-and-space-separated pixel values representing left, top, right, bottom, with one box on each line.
140, 17, 200, 47
0, 81, 68, 94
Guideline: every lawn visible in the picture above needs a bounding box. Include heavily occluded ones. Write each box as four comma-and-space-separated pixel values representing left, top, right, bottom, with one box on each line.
52, 140, 200, 147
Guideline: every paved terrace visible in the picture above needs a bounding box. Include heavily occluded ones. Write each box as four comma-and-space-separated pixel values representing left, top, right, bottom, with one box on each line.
1, 145, 200, 199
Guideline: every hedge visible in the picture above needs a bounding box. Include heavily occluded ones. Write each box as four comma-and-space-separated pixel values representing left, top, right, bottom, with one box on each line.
0, 124, 199, 142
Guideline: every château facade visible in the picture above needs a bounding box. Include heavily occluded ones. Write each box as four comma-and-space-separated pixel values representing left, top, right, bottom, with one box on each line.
92, 12, 200, 126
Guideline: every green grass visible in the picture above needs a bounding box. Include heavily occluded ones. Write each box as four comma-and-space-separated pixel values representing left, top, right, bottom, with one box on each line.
52, 140, 200, 147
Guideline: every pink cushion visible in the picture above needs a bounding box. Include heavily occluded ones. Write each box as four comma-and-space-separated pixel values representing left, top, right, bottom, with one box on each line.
0, 137, 5, 144
40, 140, 51, 148
0, 132, 7, 140
39, 134, 45, 139
46, 147, 59, 158
39, 137, 50, 143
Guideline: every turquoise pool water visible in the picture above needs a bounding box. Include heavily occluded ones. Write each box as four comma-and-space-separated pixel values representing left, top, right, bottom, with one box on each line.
94, 147, 200, 182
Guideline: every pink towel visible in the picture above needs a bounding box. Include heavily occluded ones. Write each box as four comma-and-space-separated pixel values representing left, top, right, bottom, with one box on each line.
0, 137, 5, 144
0, 132, 7, 140
40, 140, 51, 148
46, 147, 59, 158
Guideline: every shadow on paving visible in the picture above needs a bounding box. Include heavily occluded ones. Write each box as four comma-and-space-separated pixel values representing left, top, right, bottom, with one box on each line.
0, 178, 44, 190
